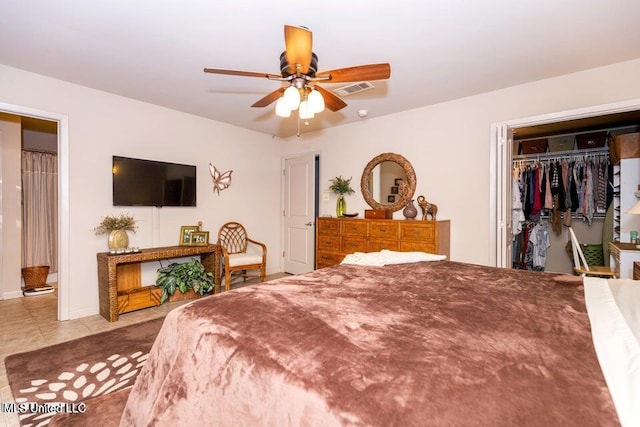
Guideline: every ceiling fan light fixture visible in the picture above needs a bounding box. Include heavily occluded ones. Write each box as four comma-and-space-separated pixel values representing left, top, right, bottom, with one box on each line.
275, 97, 291, 117
307, 89, 325, 113
284, 85, 301, 110
299, 100, 314, 119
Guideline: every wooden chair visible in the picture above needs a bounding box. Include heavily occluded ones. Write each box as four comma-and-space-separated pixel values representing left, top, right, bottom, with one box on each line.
568, 227, 616, 278
217, 222, 267, 291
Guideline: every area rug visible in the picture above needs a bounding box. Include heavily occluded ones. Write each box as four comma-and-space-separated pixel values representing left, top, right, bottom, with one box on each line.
4, 316, 165, 427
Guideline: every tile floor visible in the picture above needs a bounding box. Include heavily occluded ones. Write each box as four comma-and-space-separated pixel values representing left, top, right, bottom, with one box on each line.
0, 274, 288, 427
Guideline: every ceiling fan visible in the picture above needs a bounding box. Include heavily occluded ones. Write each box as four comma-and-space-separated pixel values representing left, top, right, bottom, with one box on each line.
203, 25, 391, 119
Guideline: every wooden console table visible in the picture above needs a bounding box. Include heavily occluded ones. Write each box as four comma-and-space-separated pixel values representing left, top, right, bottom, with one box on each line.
97, 245, 220, 322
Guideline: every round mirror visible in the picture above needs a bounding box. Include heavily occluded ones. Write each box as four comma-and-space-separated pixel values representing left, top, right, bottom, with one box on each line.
360, 153, 416, 211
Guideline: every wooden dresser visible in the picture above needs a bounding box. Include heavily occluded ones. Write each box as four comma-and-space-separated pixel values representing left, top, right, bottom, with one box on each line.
315, 217, 450, 269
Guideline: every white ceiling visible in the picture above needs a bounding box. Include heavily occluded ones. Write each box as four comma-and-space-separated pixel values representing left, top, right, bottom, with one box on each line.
1, 1, 639, 138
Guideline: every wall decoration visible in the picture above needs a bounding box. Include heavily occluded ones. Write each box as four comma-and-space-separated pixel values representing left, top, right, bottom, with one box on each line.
209, 163, 233, 195
394, 178, 403, 186
179, 225, 200, 246
391, 186, 399, 195
387, 195, 395, 203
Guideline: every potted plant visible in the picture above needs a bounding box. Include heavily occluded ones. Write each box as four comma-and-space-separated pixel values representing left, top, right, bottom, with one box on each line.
329, 175, 355, 217
94, 213, 137, 251
155, 258, 214, 303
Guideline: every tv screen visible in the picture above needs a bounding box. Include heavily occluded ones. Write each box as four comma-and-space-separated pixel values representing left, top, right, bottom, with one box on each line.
112, 156, 196, 207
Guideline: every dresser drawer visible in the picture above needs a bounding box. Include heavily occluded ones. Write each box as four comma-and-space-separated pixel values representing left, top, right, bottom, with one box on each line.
400, 241, 436, 253
316, 251, 345, 268
317, 235, 340, 251
368, 239, 399, 252
315, 217, 450, 269
369, 221, 399, 239
317, 218, 340, 234
400, 222, 435, 241
341, 220, 368, 235
342, 236, 367, 253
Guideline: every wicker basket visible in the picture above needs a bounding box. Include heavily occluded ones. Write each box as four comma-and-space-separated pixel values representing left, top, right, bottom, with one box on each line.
21, 266, 50, 289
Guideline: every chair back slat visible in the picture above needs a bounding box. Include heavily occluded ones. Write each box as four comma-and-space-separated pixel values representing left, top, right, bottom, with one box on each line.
568, 227, 590, 271
218, 222, 248, 254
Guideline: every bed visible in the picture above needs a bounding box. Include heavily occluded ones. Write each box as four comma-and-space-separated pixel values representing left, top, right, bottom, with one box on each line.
112, 259, 638, 426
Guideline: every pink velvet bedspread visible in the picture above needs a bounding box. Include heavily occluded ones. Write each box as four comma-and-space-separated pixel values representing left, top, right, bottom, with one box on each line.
121, 261, 619, 426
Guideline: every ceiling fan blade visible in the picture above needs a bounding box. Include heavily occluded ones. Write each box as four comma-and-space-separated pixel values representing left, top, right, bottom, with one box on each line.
314, 85, 347, 112
251, 88, 286, 108
284, 25, 312, 75
315, 63, 391, 83
204, 68, 281, 79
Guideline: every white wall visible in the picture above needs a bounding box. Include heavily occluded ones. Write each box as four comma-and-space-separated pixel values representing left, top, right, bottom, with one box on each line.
0, 64, 281, 318
283, 59, 640, 266
0, 114, 23, 298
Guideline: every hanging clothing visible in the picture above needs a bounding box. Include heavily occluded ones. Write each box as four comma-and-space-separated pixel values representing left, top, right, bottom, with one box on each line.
512, 169, 525, 236
529, 223, 550, 270
512, 152, 609, 243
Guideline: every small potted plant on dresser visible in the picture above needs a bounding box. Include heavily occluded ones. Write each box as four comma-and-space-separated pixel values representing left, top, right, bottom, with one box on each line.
329, 175, 355, 217
155, 258, 214, 303
94, 213, 137, 251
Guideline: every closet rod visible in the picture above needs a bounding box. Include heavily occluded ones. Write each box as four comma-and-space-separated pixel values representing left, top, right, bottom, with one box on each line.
512, 147, 609, 162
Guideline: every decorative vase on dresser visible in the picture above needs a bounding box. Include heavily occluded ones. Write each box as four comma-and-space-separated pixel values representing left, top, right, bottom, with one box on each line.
402, 200, 418, 219
315, 217, 451, 269
336, 195, 347, 217
108, 229, 129, 251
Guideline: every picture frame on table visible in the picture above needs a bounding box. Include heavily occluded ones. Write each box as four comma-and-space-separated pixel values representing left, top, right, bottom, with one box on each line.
179, 225, 200, 246
190, 231, 210, 246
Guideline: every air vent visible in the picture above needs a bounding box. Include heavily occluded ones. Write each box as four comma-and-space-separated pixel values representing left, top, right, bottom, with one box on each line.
333, 81, 375, 97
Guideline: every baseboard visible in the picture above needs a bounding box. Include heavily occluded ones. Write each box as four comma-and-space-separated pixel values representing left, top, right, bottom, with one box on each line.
69, 306, 99, 320
2, 290, 24, 300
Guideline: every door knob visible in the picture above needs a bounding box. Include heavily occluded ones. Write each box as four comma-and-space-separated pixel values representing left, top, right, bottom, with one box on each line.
305, 222, 314, 226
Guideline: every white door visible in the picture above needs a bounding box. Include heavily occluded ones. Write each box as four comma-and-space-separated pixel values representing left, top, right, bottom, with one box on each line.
283, 154, 316, 274
495, 124, 514, 268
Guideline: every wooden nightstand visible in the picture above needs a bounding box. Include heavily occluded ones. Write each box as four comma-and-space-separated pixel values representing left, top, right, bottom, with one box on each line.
634, 261, 640, 280
609, 242, 640, 279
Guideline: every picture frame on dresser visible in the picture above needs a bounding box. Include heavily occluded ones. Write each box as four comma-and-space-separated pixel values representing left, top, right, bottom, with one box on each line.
179, 225, 200, 246
190, 231, 210, 246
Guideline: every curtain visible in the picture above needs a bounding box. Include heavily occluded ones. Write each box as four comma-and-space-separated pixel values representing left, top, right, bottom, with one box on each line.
22, 151, 58, 272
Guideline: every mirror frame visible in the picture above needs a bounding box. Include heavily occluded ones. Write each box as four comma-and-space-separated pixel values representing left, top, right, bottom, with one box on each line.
360, 152, 416, 212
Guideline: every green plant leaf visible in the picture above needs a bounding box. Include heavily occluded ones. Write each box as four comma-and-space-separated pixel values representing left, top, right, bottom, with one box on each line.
155, 258, 214, 302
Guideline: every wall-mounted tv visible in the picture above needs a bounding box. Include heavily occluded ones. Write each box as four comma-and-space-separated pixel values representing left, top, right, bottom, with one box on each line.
112, 156, 196, 207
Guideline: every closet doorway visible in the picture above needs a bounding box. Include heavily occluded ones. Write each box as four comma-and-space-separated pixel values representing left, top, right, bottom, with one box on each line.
0, 101, 70, 321
490, 98, 640, 269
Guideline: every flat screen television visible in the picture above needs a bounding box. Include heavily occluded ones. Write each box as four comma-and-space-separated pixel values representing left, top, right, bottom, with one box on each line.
112, 156, 196, 207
